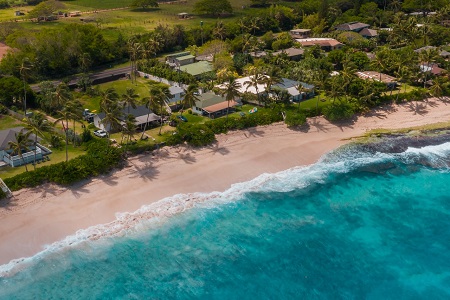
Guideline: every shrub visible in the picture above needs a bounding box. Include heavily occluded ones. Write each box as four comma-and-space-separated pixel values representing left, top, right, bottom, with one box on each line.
0, 188, 7, 200
322, 102, 355, 121
4, 139, 123, 191
285, 112, 307, 127
178, 123, 216, 146
81, 128, 93, 143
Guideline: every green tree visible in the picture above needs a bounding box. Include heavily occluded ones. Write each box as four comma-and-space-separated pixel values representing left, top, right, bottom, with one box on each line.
100, 87, 120, 110
193, 0, 233, 16
244, 68, 265, 105
429, 77, 447, 100
28, 0, 65, 20
182, 85, 200, 114
121, 88, 140, 114
131, 0, 158, 9
23, 112, 53, 170
8, 130, 32, 172
219, 76, 242, 121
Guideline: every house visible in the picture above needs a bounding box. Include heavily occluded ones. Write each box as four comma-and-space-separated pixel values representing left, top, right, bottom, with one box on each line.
94, 105, 160, 132
336, 22, 370, 32
359, 28, 378, 38
419, 63, 447, 76
227, 76, 314, 102
166, 52, 195, 67
192, 92, 239, 118
168, 85, 185, 104
414, 46, 450, 59
356, 71, 398, 88
166, 52, 213, 77
14, 11, 24, 16
272, 47, 305, 61
0, 127, 51, 167
295, 38, 343, 51
289, 29, 311, 39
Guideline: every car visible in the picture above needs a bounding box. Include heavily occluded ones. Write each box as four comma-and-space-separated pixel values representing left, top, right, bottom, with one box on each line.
94, 129, 108, 138
177, 115, 188, 122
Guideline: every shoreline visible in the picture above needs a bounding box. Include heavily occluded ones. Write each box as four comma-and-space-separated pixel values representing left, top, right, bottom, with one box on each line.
1, 98, 450, 265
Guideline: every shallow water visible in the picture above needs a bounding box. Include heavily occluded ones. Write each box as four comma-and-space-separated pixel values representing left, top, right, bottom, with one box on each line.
1, 139, 450, 299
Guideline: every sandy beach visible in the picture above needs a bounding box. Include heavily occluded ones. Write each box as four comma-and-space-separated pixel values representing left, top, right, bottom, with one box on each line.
1, 98, 450, 265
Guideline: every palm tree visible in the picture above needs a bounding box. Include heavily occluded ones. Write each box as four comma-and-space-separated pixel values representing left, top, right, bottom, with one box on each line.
128, 39, 142, 85
263, 66, 282, 103
296, 82, 310, 112
213, 21, 226, 41
52, 83, 72, 110
121, 88, 140, 114
121, 114, 138, 155
244, 68, 265, 105
371, 47, 389, 82
419, 48, 440, 88
100, 87, 119, 110
313, 70, 329, 114
394, 65, 412, 101
54, 105, 79, 162
429, 77, 447, 100
219, 76, 242, 121
182, 84, 200, 115
24, 113, 53, 170
101, 100, 123, 138
8, 130, 32, 171
65, 100, 84, 145
19, 57, 32, 116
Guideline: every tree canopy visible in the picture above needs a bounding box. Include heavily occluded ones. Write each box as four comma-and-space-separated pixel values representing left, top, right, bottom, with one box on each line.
131, 0, 158, 9
193, 0, 233, 16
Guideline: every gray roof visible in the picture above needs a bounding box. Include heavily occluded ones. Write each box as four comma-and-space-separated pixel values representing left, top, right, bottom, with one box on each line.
273, 47, 305, 57
97, 105, 158, 121
274, 78, 314, 90
336, 22, 370, 31
169, 85, 184, 95
0, 127, 38, 150
414, 46, 450, 57
360, 28, 378, 37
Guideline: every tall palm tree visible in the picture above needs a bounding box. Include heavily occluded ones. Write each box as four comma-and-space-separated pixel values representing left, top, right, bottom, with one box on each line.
296, 81, 310, 112
121, 114, 137, 153
128, 39, 142, 85
263, 66, 282, 103
100, 87, 120, 110
371, 47, 389, 82
19, 57, 32, 116
429, 77, 447, 100
65, 100, 84, 145
419, 48, 440, 88
54, 105, 79, 162
147, 86, 171, 135
52, 83, 72, 110
8, 130, 32, 171
313, 70, 329, 114
24, 113, 53, 170
244, 68, 265, 105
220, 76, 242, 121
101, 100, 123, 138
121, 88, 140, 114
182, 84, 200, 115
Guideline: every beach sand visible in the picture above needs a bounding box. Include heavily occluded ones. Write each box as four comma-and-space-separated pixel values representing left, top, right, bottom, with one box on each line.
1, 98, 450, 265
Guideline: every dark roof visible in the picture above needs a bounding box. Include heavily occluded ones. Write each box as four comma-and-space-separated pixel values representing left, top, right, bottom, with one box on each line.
336, 22, 370, 32
97, 105, 156, 121
273, 47, 304, 57
0, 127, 38, 150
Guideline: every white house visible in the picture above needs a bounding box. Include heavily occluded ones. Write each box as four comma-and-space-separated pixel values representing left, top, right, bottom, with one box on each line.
0, 127, 51, 167
168, 85, 185, 104
226, 76, 315, 102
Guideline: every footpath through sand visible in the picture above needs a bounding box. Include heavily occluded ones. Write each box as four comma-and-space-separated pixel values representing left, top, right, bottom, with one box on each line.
1, 98, 450, 265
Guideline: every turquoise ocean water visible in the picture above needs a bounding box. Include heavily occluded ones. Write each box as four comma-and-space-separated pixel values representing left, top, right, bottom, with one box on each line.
1, 137, 450, 299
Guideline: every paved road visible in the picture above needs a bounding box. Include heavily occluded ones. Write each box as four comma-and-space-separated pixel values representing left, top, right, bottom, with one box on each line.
31, 66, 132, 92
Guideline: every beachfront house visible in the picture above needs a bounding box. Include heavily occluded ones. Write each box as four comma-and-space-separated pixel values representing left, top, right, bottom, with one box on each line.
166, 52, 213, 78
356, 71, 398, 88
94, 105, 160, 133
192, 92, 240, 118
0, 127, 51, 167
225, 76, 315, 103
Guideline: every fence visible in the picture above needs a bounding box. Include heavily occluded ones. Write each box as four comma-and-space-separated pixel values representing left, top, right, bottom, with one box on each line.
137, 71, 188, 90
0, 178, 12, 198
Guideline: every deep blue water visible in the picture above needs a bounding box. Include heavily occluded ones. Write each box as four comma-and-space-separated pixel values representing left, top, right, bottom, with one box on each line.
1, 140, 450, 299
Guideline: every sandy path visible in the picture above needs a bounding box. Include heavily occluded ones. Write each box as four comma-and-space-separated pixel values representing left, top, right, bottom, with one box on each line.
0, 42, 10, 61
1, 98, 450, 265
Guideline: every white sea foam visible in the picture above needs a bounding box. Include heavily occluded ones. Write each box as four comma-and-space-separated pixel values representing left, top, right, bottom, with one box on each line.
2, 140, 450, 277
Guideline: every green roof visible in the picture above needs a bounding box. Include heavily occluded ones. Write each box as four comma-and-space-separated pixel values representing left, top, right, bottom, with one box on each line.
177, 55, 195, 61
179, 61, 213, 76
195, 92, 225, 108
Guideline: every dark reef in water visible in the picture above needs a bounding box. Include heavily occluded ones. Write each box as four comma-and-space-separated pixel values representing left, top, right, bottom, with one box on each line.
360, 130, 450, 154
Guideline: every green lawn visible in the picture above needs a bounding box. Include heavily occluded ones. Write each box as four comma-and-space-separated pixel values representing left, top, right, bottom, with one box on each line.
0, 114, 23, 130
0, 145, 85, 179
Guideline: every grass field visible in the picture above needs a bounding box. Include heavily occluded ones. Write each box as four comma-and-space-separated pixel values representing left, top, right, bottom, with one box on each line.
0, 114, 22, 130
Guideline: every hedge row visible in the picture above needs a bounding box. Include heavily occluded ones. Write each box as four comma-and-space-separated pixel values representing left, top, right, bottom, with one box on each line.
4, 139, 123, 192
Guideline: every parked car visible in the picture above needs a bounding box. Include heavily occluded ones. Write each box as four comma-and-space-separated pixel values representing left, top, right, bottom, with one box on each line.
94, 129, 108, 138
177, 115, 188, 122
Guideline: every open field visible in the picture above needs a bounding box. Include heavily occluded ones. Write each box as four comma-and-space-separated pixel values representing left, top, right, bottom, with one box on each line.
0, 114, 22, 130
0, 0, 254, 40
